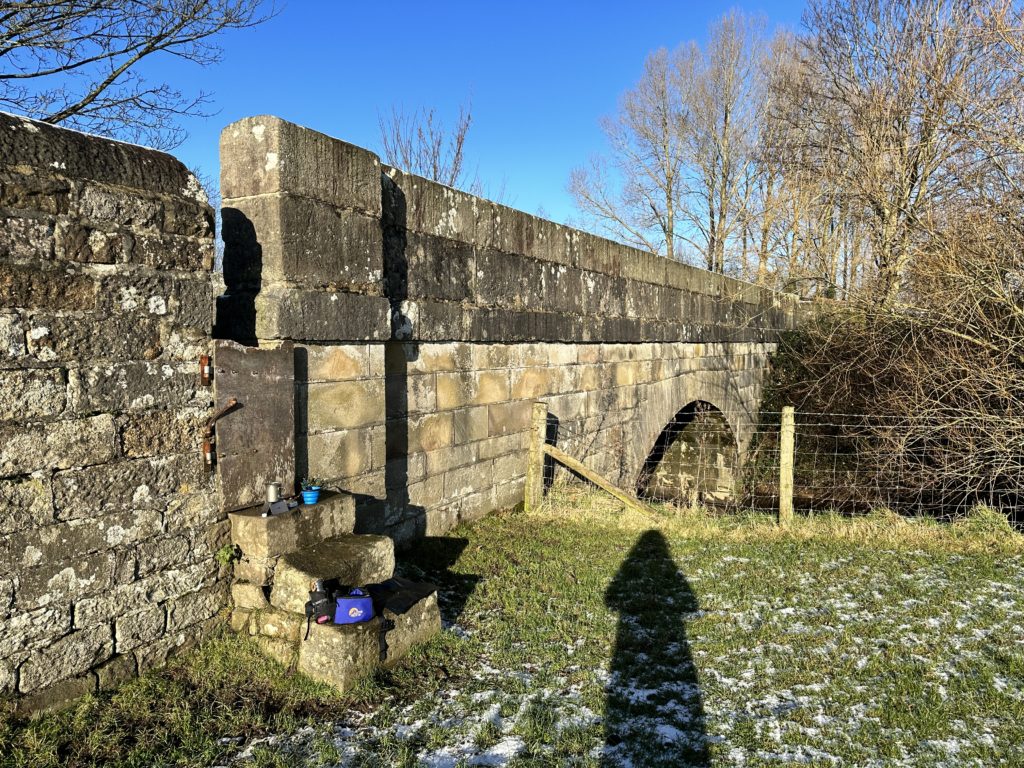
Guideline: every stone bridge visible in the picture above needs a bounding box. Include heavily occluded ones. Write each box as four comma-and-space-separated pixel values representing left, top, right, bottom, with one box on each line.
216, 117, 799, 539
0, 112, 797, 710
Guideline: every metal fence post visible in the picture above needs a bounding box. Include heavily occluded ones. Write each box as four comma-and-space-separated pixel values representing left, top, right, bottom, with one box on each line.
779, 406, 795, 524
525, 401, 549, 512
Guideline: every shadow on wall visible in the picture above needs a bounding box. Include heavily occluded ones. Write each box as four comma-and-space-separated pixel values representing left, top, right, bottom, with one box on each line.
214, 208, 262, 344
604, 529, 708, 766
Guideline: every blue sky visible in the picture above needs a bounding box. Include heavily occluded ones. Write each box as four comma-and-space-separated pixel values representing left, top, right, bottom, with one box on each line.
160, 1, 805, 223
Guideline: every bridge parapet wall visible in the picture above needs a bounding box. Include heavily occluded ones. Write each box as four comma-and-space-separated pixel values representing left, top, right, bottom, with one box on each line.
0, 112, 223, 711
217, 116, 796, 542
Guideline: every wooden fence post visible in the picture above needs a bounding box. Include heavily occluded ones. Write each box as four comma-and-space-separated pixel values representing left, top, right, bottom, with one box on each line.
779, 406, 795, 525
525, 401, 549, 512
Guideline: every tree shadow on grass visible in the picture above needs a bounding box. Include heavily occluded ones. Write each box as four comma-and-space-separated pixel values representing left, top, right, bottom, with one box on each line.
604, 529, 708, 766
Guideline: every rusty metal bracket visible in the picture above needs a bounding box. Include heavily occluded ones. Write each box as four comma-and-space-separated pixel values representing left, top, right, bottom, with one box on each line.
202, 397, 238, 470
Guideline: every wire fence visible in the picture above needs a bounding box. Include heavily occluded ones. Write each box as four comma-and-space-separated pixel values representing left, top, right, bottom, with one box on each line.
633, 406, 1024, 520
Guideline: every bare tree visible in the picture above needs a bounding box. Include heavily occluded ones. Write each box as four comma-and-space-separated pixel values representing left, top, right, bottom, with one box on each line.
378, 102, 475, 189
681, 11, 770, 274
569, 12, 773, 272
781, 0, 1000, 306
569, 47, 689, 260
0, 1, 274, 150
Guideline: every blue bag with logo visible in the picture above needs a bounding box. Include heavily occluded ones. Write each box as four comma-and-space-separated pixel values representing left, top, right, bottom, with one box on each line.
334, 587, 374, 624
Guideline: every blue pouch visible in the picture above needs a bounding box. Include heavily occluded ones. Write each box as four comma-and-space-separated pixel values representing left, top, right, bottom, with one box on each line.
334, 588, 374, 624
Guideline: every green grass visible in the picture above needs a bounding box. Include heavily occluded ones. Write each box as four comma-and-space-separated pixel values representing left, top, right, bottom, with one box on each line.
4, 485, 1024, 766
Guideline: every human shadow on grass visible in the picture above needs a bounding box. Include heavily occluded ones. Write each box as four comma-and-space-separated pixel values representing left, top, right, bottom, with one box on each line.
604, 529, 708, 767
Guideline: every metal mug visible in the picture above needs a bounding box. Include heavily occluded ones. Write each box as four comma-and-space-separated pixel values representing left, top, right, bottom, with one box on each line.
266, 482, 281, 503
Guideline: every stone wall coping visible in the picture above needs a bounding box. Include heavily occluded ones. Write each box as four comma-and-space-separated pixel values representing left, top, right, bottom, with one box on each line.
0, 110, 206, 202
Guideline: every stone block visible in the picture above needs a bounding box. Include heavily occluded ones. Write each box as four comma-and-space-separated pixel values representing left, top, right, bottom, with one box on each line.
136, 534, 191, 577
0, 366, 61, 421
78, 184, 162, 231
487, 401, 532, 436
509, 367, 553, 400
405, 232, 475, 302
304, 379, 384, 431
477, 431, 528, 460
380, 591, 441, 667
162, 195, 215, 238
405, 474, 445, 509
254, 286, 390, 342
0, 112, 203, 199
167, 586, 225, 631
231, 582, 269, 610
0, 605, 67, 659
398, 298, 467, 341
229, 493, 356, 560
221, 116, 381, 215
0, 169, 72, 215
297, 619, 380, 692
424, 442, 477, 475
230, 608, 253, 633
305, 429, 375, 480
397, 372, 438, 415
394, 342, 473, 374
95, 653, 137, 691
298, 344, 371, 381
401, 412, 453, 455
0, 474, 53, 535
0, 414, 116, 477
452, 406, 489, 443
234, 554, 276, 586
0, 216, 54, 261
17, 549, 114, 610
495, 478, 526, 510
0, 261, 95, 311
128, 232, 212, 271
19, 624, 112, 693
393, 168, 486, 243
270, 534, 395, 614
0, 311, 26, 359
12, 508, 162, 570
492, 452, 526, 484
15, 674, 97, 716
53, 220, 125, 264
444, 462, 492, 499
225, 194, 383, 290
53, 454, 205, 522
25, 313, 161, 363
69, 361, 201, 413
251, 608, 303, 643
436, 370, 510, 410
120, 408, 205, 459
115, 604, 166, 652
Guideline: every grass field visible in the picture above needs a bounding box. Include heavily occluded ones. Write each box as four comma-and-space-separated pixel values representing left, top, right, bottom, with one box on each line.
3, 486, 1024, 767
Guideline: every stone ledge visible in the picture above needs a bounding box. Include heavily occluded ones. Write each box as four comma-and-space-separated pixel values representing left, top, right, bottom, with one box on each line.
269, 534, 395, 614
229, 492, 356, 561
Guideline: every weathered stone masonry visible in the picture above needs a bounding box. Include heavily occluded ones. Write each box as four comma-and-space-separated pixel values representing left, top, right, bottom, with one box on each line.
0, 113, 224, 710
1, 111, 797, 711
217, 116, 799, 545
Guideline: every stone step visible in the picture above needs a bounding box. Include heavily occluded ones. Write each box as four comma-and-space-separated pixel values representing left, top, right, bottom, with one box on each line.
232, 579, 442, 693
297, 582, 441, 690
269, 534, 395, 614
229, 493, 356, 587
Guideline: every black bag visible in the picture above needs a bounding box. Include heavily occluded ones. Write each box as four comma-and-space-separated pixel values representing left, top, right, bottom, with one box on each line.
303, 579, 333, 640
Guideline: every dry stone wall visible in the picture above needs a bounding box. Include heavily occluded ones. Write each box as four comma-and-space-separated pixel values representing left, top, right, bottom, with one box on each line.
0, 112, 224, 712
218, 116, 797, 544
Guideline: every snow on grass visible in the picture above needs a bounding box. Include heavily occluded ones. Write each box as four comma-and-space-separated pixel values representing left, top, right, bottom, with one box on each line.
228, 487, 1024, 767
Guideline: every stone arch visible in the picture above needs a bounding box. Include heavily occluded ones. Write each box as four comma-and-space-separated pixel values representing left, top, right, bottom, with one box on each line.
636, 400, 740, 503
621, 355, 765, 501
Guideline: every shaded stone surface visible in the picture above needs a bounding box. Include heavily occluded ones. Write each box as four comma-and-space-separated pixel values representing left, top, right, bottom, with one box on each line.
270, 534, 395, 614
297, 619, 381, 692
